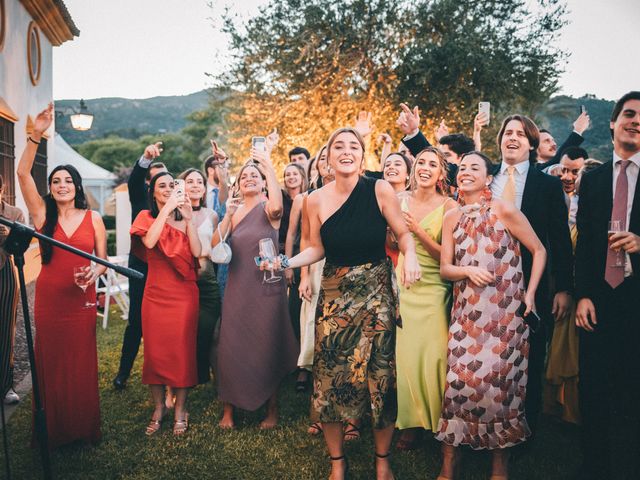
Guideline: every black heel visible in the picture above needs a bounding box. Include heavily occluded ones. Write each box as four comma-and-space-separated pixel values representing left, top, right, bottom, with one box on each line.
329, 455, 349, 480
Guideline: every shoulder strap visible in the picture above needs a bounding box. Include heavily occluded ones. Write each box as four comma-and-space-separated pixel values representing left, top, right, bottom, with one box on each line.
217, 223, 228, 242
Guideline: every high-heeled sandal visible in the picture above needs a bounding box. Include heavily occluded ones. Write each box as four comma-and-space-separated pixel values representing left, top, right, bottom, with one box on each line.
145, 408, 168, 436
328, 454, 349, 480
173, 413, 189, 436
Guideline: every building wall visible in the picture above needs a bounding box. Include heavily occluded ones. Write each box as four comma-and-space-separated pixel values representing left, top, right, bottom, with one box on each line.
0, 0, 55, 217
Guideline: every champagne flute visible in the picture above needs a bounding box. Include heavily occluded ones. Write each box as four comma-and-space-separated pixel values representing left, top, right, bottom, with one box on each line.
608, 220, 625, 267
258, 238, 281, 284
74, 264, 96, 308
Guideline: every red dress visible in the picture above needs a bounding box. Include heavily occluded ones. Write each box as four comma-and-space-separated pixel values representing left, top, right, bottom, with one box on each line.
34, 210, 100, 449
130, 211, 198, 387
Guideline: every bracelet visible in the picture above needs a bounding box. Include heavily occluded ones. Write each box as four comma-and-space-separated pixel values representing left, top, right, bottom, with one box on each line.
279, 254, 290, 270
28, 137, 41, 145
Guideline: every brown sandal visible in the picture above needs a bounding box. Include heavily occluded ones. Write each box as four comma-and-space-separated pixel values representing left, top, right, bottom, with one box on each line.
308, 422, 323, 435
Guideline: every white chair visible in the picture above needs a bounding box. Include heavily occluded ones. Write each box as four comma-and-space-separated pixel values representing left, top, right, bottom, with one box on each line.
97, 255, 130, 329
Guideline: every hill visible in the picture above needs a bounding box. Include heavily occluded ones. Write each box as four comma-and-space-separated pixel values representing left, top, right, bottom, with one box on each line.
56, 90, 617, 162
55, 90, 211, 144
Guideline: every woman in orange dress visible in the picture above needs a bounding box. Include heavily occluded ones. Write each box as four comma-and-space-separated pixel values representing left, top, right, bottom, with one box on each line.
130, 171, 201, 435
17, 104, 107, 449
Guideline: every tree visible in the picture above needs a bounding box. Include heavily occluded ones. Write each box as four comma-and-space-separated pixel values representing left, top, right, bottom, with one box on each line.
211, 0, 567, 164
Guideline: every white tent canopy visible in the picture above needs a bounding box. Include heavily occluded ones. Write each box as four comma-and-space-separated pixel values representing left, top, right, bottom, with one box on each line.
50, 133, 116, 215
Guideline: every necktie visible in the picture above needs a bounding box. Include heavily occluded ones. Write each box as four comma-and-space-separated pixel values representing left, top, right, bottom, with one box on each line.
502, 166, 516, 204
605, 160, 630, 289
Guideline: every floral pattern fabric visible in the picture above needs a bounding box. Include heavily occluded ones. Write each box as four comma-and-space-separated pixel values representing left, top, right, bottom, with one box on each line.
312, 259, 399, 429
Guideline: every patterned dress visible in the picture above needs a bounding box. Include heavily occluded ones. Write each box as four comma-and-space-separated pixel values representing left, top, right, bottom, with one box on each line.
436, 204, 531, 450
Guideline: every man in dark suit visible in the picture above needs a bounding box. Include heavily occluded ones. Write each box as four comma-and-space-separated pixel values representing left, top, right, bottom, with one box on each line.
112, 143, 166, 390
575, 91, 640, 480
491, 114, 574, 437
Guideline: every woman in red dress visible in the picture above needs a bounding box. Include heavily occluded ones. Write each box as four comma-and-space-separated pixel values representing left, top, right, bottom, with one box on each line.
130, 171, 200, 435
16, 104, 107, 449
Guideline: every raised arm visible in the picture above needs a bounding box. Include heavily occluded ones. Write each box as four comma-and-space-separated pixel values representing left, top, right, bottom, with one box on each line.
397, 103, 432, 157
16, 104, 53, 228
129, 142, 162, 205
251, 147, 283, 222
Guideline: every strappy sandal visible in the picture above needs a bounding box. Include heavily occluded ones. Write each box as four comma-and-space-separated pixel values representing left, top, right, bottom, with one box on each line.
343, 421, 361, 442
173, 413, 189, 436
145, 408, 168, 436
308, 422, 323, 435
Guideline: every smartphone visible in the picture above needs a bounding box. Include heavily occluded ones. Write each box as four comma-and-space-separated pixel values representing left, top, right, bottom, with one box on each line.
173, 179, 186, 201
517, 303, 541, 333
478, 102, 491, 125
579, 105, 586, 114
252, 136, 267, 152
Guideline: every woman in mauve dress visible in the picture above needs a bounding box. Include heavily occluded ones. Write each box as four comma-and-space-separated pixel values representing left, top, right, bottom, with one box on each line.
436, 152, 546, 480
214, 145, 298, 430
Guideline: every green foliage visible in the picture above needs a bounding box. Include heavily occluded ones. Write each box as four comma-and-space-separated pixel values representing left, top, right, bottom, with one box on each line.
212, 0, 569, 163
6, 313, 583, 479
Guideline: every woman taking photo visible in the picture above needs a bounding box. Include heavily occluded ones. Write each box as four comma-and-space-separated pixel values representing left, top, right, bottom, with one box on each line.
435, 152, 546, 480
214, 148, 298, 430
130, 171, 200, 436
395, 147, 456, 450
273, 128, 421, 480
16, 104, 107, 448
178, 168, 221, 385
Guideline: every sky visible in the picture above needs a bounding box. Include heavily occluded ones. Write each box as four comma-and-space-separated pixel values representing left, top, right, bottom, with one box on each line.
52, 0, 640, 101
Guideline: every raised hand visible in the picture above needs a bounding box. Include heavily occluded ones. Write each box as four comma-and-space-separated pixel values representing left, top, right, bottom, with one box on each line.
474, 112, 489, 133
573, 111, 590, 135
354, 111, 373, 137
435, 120, 449, 142
178, 200, 193, 221
265, 129, 280, 153
33, 103, 54, 136
377, 133, 393, 145
143, 142, 163, 160
251, 147, 273, 171
210, 140, 228, 161
397, 103, 421, 136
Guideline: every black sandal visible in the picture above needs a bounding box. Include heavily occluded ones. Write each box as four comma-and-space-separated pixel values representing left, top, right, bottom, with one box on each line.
295, 370, 310, 392
308, 422, 323, 435
343, 421, 361, 442
329, 454, 349, 479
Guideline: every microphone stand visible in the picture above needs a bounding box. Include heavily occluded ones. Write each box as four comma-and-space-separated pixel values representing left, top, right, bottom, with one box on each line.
0, 216, 143, 480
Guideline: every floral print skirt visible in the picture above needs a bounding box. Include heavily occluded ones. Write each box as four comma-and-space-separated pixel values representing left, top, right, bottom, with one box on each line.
312, 259, 399, 429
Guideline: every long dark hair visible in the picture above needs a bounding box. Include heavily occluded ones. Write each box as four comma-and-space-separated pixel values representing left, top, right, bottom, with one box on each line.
178, 168, 207, 208
41, 165, 88, 264
148, 171, 175, 218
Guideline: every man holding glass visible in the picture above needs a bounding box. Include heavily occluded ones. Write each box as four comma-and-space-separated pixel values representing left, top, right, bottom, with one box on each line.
575, 91, 640, 480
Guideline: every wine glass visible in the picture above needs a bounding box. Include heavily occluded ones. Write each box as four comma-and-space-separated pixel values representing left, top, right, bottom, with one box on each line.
74, 264, 96, 309
258, 238, 281, 284
608, 220, 625, 267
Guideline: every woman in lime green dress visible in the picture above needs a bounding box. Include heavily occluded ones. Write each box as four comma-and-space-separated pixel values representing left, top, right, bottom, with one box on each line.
395, 147, 457, 449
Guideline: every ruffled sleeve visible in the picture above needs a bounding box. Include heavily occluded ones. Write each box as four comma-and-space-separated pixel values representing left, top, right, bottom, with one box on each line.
130, 210, 197, 280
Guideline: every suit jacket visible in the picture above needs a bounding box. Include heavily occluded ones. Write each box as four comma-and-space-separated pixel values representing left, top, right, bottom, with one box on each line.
128, 159, 150, 223
536, 131, 584, 170
494, 162, 574, 310
575, 161, 640, 300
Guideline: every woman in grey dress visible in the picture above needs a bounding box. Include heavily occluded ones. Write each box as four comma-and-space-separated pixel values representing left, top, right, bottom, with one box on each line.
213, 147, 298, 429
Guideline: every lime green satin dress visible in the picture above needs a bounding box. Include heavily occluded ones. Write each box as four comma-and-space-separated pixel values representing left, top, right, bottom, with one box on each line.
396, 201, 451, 430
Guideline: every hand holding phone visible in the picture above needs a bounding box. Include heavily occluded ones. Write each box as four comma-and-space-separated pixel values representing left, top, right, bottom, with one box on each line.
252, 136, 267, 153
173, 179, 186, 204
517, 302, 541, 332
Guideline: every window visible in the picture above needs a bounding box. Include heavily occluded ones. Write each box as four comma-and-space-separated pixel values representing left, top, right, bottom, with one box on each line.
27, 21, 41, 86
0, 117, 15, 205
32, 138, 48, 197
0, 0, 6, 52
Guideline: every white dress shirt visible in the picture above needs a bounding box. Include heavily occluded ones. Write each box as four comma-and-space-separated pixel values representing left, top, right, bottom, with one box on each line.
612, 151, 640, 277
491, 160, 530, 210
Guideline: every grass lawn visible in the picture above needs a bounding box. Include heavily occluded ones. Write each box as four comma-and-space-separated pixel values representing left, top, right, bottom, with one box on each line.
4, 310, 581, 479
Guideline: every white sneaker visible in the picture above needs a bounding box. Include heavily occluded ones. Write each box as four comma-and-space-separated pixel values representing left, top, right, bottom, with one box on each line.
4, 388, 20, 405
